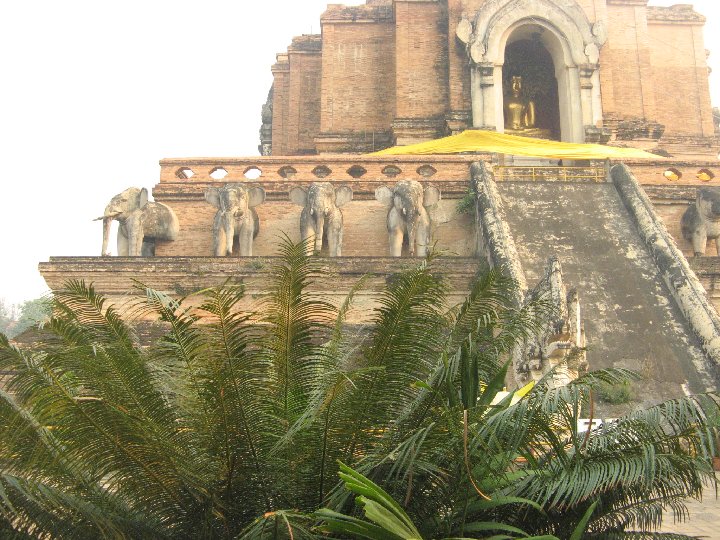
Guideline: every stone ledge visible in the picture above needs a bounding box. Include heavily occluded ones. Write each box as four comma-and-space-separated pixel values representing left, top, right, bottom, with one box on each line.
288, 34, 322, 53
690, 257, 720, 276
39, 256, 481, 323
321, 3, 393, 23
647, 5, 706, 24
152, 179, 471, 202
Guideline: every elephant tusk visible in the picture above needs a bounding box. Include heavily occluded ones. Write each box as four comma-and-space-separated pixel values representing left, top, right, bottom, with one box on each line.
95, 213, 120, 221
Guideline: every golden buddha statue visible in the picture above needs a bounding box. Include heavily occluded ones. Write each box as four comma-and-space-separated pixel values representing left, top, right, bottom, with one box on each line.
504, 75, 551, 138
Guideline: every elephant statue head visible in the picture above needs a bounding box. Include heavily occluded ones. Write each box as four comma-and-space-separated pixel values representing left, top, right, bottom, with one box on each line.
289, 182, 353, 256
205, 184, 266, 257
96, 187, 179, 256
375, 180, 441, 257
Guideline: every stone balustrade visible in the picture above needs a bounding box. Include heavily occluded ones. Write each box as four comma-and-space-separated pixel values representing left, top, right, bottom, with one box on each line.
159, 155, 486, 184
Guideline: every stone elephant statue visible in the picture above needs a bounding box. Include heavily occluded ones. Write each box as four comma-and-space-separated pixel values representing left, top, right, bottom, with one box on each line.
375, 180, 441, 257
205, 184, 266, 257
682, 188, 720, 256
96, 187, 179, 257
289, 182, 353, 256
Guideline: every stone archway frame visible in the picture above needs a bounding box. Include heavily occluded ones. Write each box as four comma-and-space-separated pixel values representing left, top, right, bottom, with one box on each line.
461, 0, 607, 143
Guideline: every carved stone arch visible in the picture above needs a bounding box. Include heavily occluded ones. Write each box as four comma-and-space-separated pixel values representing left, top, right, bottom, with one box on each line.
466, 0, 606, 143
473, 0, 602, 67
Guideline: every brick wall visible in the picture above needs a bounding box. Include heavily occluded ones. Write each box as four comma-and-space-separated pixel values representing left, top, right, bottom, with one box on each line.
319, 20, 396, 134
287, 37, 323, 154
647, 22, 714, 137
271, 55, 290, 155
268, 0, 715, 154
602, 3, 657, 122
394, 1, 449, 120
447, 0, 471, 115
154, 190, 475, 259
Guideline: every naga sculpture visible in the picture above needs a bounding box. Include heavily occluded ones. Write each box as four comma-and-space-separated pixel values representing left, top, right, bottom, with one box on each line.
205, 184, 266, 257
289, 182, 353, 256
519, 258, 587, 387
682, 188, 720, 256
375, 180, 441, 257
96, 187, 179, 256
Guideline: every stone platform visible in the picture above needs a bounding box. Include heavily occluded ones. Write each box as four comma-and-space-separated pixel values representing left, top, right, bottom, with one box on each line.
38, 256, 481, 325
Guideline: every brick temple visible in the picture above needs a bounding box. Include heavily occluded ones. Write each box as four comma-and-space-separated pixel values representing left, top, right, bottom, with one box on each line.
40, 0, 720, 410
262, 0, 717, 159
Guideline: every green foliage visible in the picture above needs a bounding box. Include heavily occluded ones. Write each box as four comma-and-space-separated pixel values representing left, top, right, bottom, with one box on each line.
0, 237, 717, 539
456, 188, 477, 215
0, 296, 51, 339
0, 298, 14, 336
596, 379, 634, 404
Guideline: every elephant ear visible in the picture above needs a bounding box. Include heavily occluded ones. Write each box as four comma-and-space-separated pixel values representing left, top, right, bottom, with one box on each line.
289, 187, 308, 207
423, 186, 441, 207
335, 186, 353, 208
205, 187, 221, 209
248, 187, 266, 208
375, 186, 394, 206
137, 188, 149, 210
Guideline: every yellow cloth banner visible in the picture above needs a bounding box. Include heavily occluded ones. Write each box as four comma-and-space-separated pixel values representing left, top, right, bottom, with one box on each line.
370, 130, 660, 160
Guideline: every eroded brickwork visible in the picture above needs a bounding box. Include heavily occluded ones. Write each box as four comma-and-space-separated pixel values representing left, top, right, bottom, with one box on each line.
268, 0, 717, 158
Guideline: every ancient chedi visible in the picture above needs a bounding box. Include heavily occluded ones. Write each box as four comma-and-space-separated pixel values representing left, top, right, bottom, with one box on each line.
261, 0, 717, 158
41, 0, 720, 411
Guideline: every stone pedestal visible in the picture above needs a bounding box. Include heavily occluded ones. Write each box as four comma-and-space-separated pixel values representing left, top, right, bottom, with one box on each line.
505, 128, 553, 140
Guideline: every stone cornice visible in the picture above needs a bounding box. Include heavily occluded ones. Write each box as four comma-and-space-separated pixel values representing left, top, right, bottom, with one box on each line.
288, 35, 322, 53
321, 3, 393, 23
647, 5, 706, 24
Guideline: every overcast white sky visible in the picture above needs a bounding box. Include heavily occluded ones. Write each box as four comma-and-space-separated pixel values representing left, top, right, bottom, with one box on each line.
0, 0, 718, 307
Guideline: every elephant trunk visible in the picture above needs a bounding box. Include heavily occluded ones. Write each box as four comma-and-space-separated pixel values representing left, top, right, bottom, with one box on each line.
314, 212, 325, 253
101, 216, 113, 256
407, 215, 418, 256
223, 212, 235, 255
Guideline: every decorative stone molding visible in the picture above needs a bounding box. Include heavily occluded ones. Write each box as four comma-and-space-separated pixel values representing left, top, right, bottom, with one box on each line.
459, 0, 605, 67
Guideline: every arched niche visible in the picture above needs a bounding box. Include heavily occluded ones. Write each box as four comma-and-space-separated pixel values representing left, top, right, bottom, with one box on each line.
464, 0, 605, 143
